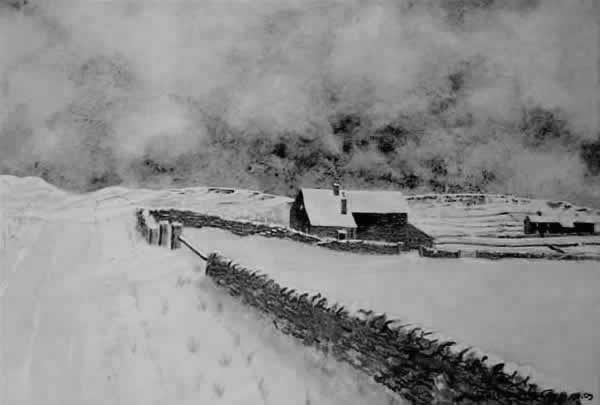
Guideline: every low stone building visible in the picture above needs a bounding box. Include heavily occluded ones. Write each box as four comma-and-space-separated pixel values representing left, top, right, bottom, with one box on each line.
289, 184, 433, 248
524, 212, 599, 236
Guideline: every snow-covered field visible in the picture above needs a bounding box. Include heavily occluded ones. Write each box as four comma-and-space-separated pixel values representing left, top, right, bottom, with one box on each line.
184, 227, 600, 396
408, 194, 600, 237
0, 176, 398, 405
2, 175, 599, 403
405, 194, 600, 257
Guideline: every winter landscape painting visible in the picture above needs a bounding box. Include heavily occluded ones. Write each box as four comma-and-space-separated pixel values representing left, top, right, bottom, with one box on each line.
1, 0, 599, 404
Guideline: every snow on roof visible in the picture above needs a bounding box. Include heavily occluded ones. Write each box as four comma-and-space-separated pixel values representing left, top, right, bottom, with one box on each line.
526, 213, 598, 228
300, 188, 409, 228
345, 190, 409, 213
301, 188, 357, 228
526, 215, 562, 224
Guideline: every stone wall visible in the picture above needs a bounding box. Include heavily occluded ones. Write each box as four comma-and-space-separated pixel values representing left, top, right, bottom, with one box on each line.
310, 225, 354, 239
419, 246, 461, 258
318, 240, 404, 255
150, 209, 321, 244
417, 247, 600, 261
474, 250, 600, 261
149, 208, 429, 254
205, 252, 590, 405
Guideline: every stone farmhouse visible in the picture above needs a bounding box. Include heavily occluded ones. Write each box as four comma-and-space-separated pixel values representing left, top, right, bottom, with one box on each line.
289, 184, 433, 248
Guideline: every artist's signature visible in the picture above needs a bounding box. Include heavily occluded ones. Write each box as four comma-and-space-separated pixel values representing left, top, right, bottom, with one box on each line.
575, 392, 594, 401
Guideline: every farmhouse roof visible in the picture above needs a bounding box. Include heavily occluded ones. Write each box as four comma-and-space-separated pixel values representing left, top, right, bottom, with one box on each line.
300, 188, 409, 228
301, 188, 357, 228
345, 189, 410, 213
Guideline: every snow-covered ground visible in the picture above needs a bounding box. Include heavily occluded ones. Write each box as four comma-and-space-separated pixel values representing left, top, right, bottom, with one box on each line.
2, 175, 599, 403
408, 193, 600, 239
406, 194, 600, 258
185, 227, 600, 397
0, 176, 398, 405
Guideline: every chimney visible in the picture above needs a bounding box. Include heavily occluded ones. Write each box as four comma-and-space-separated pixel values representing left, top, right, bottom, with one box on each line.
333, 182, 340, 196
341, 192, 348, 215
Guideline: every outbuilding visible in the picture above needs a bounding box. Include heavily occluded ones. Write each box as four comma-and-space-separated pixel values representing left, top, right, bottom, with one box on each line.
524, 212, 599, 236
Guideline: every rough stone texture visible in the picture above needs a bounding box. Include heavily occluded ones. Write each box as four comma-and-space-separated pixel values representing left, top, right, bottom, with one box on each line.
474, 250, 600, 261
311, 225, 356, 239
416, 247, 600, 261
318, 240, 403, 255
406, 194, 488, 205
205, 252, 590, 405
419, 246, 461, 258
150, 208, 321, 244
354, 212, 408, 242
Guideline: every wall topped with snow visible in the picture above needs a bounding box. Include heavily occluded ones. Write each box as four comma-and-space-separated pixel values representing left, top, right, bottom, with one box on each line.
205, 252, 590, 405
150, 208, 321, 243
317, 239, 404, 255
148, 208, 428, 254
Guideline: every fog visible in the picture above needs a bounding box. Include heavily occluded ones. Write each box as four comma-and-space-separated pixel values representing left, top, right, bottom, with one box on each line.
0, 0, 598, 204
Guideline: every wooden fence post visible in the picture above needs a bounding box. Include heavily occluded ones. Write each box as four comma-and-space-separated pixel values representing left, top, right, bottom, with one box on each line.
159, 221, 170, 247
148, 225, 159, 245
171, 222, 182, 250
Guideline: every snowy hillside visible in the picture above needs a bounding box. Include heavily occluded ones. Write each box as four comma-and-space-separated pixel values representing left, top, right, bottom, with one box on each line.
185, 227, 600, 397
0, 176, 397, 405
2, 175, 599, 403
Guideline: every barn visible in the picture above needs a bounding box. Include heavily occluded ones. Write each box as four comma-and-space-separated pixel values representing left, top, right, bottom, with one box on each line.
289, 184, 433, 248
524, 212, 599, 236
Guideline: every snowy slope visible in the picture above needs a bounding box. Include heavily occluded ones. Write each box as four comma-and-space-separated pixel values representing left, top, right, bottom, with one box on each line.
0, 176, 398, 405
2, 176, 599, 403
185, 227, 600, 397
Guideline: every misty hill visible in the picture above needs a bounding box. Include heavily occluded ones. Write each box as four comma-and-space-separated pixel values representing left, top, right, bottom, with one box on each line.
0, 0, 599, 206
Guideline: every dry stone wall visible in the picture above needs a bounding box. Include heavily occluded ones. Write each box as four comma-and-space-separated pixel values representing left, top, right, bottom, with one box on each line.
205, 252, 591, 405
149, 209, 415, 255
419, 246, 461, 258
474, 250, 599, 261
418, 246, 600, 261
318, 240, 404, 254
150, 209, 321, 243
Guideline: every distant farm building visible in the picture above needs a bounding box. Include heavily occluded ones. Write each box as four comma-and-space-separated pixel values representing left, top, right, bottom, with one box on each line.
289, 184, 433, 248
524, 212, 599, 236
